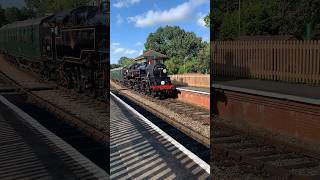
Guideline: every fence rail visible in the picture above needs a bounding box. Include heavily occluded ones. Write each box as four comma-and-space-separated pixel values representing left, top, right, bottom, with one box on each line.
212, 41, 320, 84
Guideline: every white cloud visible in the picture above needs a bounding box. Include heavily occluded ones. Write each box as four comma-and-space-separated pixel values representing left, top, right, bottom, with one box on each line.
116, 14, 123, 25
197, 13, 206, 27
113, 47, 137, 55
112, 42, 120, 46
113, 0, 141, 8
128, 0, 208, 27
138, 50, 143, 55
135, 41, 143, 46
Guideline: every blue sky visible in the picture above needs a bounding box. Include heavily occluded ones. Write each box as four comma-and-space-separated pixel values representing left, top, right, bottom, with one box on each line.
110, 0, 210, 64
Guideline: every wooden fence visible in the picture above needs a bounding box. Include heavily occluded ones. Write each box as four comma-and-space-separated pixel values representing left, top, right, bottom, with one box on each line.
169, 74, 210, 88
212, 41, 320, 84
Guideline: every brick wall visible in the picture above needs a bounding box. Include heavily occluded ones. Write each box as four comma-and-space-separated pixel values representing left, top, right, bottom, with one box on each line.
170, 74, 210, 88
213, 89, 320, 147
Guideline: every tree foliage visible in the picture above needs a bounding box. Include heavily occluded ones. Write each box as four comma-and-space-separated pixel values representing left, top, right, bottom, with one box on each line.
4, 7, 22, 23
145, 26, 204, 60
118, 57, 135, 66
25, 0, 96, 16
204, 13, 210, 28
0, 5, 36, 27
145, 26, 209, 74
0, 5, 7, 27
113, 26, 210, 75
110, 64, 121, 69
0, 0, 97, 27
212, 0, 320, 40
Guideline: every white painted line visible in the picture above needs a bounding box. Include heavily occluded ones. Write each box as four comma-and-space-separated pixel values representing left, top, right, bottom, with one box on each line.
212, 84, 320, 106
110, 92, 210, 174
176, 88, 210, 95
0, 95, 108, 179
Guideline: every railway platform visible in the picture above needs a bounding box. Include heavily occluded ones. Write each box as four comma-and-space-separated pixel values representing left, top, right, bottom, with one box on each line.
212, 78, 320, 153
177, 86, 210, 93
213, 78, 320, 103
0, 55, 55, 91
110, 93, 209, 179
175, 86, 210, 110
0, 95, 108, 179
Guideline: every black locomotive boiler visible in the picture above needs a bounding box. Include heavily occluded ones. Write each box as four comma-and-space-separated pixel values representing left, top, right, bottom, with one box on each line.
111, 50, 176, 98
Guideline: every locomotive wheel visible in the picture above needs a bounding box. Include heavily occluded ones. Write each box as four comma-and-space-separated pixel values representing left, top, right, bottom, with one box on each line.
73, 67, 82, 93
58, 64, 68, 87
74, 82, 81, 92
88, 89, 97, 98
151, 90, 157, 98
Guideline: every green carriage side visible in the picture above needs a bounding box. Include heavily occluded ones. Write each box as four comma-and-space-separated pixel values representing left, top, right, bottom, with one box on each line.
0, 17, 47, 60
110, 67, 124, 82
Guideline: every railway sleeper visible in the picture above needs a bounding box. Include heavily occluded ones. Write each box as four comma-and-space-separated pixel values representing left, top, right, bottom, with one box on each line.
267, 158, 316, 169
212, 136, 242, 144
291, 166, 320, 178
262, 163, 292, 179
223, 142, 260, 150
281, 161, 319, 170
253, 153, 296, 162
240, 148, 279, 157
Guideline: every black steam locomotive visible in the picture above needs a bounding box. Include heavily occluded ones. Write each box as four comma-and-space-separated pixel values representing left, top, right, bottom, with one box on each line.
111, 50, 176, 98
0, 2, 109, 99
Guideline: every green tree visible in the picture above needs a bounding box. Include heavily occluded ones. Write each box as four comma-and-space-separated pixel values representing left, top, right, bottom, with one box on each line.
20, 7, 36, 19
145, 25, 209, 74
178, 58, 199, 74
0, 5, 7, 27
4, 7, 22, 23
144, 26, 203, 60
196, 42, 210, 73
25, 0, 96, 15
219, 12, 238, 40
110, 64, 121, 69
118, 56, 135, 66
164, 57, 180, 75
204, 14, 210, 28
213, 0, 320, 40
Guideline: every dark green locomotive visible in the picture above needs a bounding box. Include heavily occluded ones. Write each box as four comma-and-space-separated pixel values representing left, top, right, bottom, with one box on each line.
0, 3, 109, 99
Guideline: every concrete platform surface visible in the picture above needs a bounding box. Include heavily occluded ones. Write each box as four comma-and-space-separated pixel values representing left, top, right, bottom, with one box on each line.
177, 86, 210, 94
213, 78, 320, 100
0, 95, 108, 179
110, 96, 209, 180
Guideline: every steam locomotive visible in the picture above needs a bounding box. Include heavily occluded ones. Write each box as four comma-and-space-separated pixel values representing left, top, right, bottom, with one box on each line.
110, 50, 176, 98
0, 2, 109, 99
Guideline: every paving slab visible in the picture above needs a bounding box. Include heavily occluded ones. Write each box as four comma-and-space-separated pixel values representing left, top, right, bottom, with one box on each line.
110, 96, 209, 180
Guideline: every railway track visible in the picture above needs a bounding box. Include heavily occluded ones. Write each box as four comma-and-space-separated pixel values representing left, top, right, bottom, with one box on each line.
212, 119, 320, 179
112, 92, 210, 165
0, 58, 109, 174
111, 81, 210, 147
3, 93, 109, 173
0, 60, 108, 144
